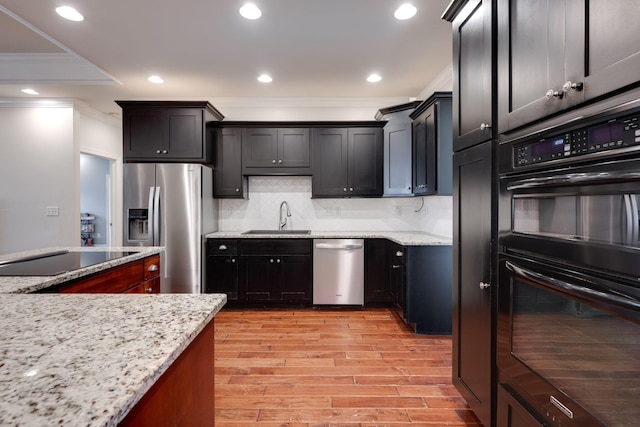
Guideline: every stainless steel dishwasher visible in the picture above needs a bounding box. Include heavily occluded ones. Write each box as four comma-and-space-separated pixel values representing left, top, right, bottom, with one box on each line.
313, 239, 364, 305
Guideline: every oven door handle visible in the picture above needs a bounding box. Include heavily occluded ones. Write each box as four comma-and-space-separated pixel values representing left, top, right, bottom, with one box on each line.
506, 171, 640, 190
505, 260, 640, 311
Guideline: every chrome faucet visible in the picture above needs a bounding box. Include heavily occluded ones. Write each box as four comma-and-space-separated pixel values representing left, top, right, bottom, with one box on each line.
279, 201, 291, 230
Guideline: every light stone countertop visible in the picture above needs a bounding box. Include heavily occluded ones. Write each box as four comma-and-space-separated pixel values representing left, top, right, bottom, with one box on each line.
0, 246, 164, 294
0, 293, 227, 427
206, 230, 452, 246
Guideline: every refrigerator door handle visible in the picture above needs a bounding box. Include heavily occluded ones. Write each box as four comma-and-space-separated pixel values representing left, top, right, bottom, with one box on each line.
147, 186, 155, 244
153, 186, 161, 245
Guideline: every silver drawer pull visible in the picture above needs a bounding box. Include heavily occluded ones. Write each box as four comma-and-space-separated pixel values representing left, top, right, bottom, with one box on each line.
147, 264, 158, 272
218, 244, 227, 250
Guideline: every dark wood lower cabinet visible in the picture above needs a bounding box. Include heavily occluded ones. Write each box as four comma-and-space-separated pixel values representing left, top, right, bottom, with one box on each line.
364, 239, 390, 305
497, 385, 544, 427
52, 254, 161, 294
119, 319, 215, 427
234, 239, 312, 304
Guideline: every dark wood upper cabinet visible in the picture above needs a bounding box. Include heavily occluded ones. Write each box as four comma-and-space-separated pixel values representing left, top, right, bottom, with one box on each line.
312, 127, 383, 198
241, 127, 311, 173
410, 93, 453, 196
497, 0, 640, 134
213, 127, 245, 198
449, 0, 494, 151
117, 101, 224, 163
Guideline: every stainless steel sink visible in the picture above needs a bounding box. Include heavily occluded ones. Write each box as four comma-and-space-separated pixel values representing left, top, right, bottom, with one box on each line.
242, 229, 311, 235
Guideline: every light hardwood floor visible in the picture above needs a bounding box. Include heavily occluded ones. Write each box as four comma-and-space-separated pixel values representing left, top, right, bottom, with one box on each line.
214, 308, 482, 426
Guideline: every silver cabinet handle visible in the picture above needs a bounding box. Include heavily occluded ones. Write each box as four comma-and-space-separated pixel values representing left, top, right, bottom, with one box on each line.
480, 123, 491, 131
545, 89, 564, 100
272, 160, 276, 164
479, 282, 491, 290
231, 258, 236, 263
156, 149, 161, 154
235, 188, 240, 192
563, 81, 583, 92
392, 265, 402, 269
147, 264, 158, 272
218, 244, 227, 250
162, 149, 168, 154
343, 188, 347, 192
145, 286, 154, 293
270, 258, 274, 263
276, 258, 281, 263
278, 159, 282, 163
395, 251, 403, 257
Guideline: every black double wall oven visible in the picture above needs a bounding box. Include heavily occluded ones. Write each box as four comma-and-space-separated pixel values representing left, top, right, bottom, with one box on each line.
498, 104, 640, 427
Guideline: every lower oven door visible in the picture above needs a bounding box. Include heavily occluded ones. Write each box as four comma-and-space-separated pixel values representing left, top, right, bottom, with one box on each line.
497, 254, 640, 427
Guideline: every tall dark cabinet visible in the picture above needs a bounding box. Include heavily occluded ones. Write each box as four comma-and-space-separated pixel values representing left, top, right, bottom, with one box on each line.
444, 1, 496, 426
213, 127, 244, 198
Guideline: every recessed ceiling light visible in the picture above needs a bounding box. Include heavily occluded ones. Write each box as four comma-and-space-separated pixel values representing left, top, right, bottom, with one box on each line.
257, 74, 272, 83
240, 3, 262, 20
367, 74, 382, 83
148, 75, 164, 84
55, 6, 84, 22
394, 3, 417, 20
21, 88, 39, 95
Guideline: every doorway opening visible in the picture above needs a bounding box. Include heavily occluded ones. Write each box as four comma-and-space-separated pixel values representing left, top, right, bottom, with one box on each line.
80, 153, 114, 246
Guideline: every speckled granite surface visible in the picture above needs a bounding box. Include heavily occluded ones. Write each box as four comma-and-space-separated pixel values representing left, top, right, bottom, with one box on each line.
0, 247, 163, 294
206, 230, 452, 246
0, 293, 226, 427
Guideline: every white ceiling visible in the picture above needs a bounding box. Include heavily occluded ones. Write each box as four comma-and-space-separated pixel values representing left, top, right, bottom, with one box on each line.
0, 0, 453, 117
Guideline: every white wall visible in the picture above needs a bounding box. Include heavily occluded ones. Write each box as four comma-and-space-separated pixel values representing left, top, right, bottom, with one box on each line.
0, 102, 75, 254
219, 177, 452, 238
0, 100, 121, 255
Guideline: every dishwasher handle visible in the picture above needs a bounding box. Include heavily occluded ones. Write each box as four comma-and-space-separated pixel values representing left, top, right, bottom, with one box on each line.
315, 243, 363, 250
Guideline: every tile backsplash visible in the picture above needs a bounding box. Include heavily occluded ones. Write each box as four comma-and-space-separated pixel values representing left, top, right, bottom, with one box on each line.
218, 177, 452, 238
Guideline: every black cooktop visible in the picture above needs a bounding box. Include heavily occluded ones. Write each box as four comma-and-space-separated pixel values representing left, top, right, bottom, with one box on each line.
0, 250, 133, 276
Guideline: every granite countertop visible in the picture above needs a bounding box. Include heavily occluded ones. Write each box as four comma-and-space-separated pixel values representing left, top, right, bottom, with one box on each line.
0, 246, 164, 294
206, 230, 452, 246
0, 293, 227, 427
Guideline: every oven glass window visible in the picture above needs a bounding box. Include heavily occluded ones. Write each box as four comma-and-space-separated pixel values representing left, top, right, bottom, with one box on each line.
513, 194, 640, 247
512, 280, 640, 426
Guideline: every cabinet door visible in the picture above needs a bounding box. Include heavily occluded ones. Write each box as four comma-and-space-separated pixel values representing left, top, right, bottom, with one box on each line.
453, 141, 493, 427
214, 128, 244, 198
278, 255, 312, 301
312, 128, 349, 197
383, 123, 413, 196
163, 108, 204, 159
412, 105, 437, 195
497, 0, 569, 133
364, 239, 390, 305
497, 386, 544, 427
278, 128, 311, 168
205, 256, 238, 300
388, 243, 405, 318
566, 0, 640, 102
242, 128, 278, 168
123, 108, 163, 158
348, 128, 383, 196
240, 255, 277, 301
452, 0, 493, 151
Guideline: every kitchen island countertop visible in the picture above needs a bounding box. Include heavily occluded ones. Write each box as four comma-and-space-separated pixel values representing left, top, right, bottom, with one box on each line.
0, 246, 163, 294
206, 230, 452, 246
0, 292, 226, 426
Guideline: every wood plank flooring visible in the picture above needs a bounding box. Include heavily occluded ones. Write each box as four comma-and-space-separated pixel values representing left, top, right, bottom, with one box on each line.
214, 308, 481, 426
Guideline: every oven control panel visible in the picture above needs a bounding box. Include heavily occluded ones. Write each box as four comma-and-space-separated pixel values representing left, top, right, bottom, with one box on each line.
514, 113, 640, 167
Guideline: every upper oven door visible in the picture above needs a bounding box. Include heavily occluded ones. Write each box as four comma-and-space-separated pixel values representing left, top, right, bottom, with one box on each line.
499, 157, 640, 280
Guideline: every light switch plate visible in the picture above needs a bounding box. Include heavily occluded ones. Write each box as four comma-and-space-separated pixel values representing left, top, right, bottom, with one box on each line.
46, 206, 59, 216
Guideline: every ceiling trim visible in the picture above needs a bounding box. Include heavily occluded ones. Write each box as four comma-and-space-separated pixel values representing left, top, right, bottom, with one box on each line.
0, 5, 121, 85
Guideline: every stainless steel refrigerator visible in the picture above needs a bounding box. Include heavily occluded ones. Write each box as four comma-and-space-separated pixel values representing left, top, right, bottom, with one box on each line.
123, 163, 217, 293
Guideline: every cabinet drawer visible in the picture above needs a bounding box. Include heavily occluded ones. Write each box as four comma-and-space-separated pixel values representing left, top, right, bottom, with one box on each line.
207, 239, 238, 255
143, 254, 160, 281
239, 239, 311, 255
60, 260, 144, 293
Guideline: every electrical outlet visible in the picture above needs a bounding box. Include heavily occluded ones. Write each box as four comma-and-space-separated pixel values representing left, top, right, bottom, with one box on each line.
45, 207, 59, 216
